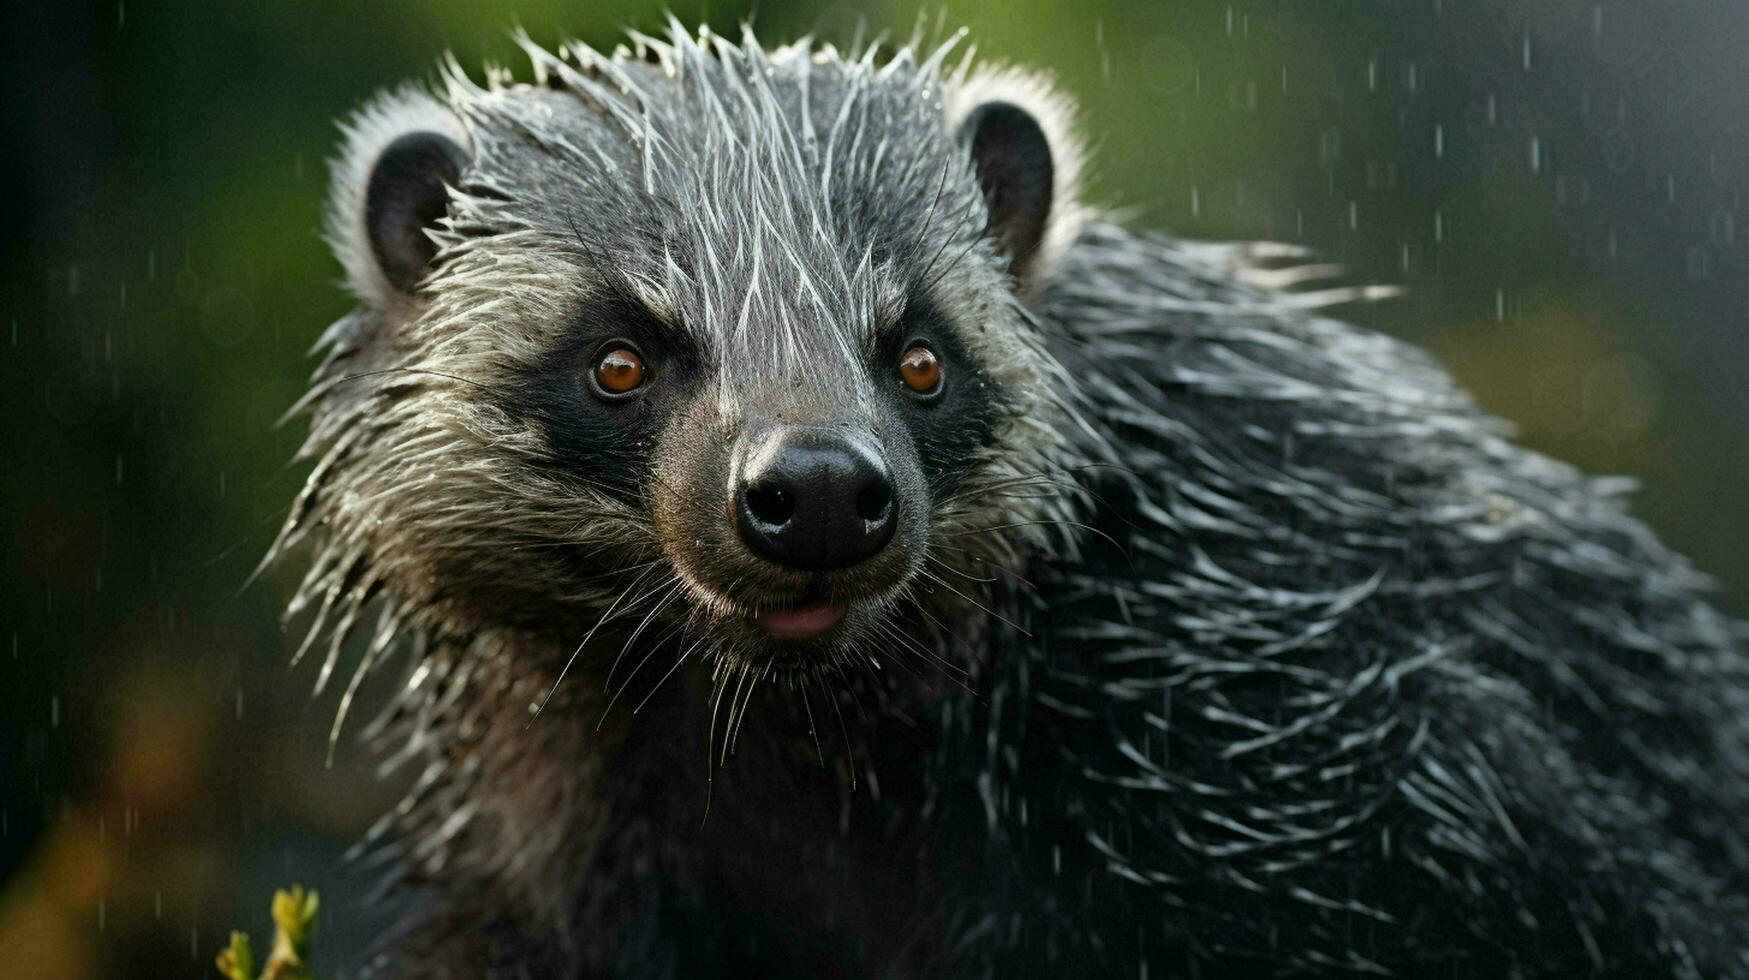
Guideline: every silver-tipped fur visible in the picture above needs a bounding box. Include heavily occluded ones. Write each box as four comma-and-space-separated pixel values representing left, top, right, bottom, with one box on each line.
273, 19, 1749, 980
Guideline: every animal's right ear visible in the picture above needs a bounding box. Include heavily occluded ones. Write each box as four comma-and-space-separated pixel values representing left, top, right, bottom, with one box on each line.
327, 88, 472, 313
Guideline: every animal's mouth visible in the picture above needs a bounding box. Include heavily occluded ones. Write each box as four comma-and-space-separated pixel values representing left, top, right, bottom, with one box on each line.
754, 599, 848, 640
752, 584, 853, 640
661, 555, 901, 659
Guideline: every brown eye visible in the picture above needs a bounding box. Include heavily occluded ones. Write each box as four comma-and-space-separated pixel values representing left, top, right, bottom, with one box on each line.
593, 344, 646, 397
898, 344, 942, 396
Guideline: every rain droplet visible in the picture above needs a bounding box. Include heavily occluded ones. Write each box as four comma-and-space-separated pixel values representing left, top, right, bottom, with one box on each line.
1709, 209, 1735, 246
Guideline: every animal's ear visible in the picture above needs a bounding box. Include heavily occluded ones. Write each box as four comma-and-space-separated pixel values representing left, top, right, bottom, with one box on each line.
327, 88, 472, 313
948, 68, 1087, 287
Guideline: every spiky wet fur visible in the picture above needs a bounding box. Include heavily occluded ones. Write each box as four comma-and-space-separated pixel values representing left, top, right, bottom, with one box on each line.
274, 23, 1749, 979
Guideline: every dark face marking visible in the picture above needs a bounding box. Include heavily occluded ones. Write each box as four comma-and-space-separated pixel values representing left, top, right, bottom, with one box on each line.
875, 292, 1002, 496
510, 271, 1004, 519
501, 269, 1006, 646
510, 290, 702, 504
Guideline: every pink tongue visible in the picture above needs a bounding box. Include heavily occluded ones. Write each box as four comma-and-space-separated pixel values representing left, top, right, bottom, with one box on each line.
757, 602, 846, 638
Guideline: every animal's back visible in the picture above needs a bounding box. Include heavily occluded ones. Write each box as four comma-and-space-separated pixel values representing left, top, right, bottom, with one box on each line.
976, 222, 1749, 976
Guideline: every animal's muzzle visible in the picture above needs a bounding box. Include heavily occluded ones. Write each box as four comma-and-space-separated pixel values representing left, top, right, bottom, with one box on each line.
732, 426, 898, 572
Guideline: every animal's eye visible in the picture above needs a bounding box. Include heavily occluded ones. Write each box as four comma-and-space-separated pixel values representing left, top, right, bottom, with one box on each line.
898, 343, 943, 396
591, 342, 647, 398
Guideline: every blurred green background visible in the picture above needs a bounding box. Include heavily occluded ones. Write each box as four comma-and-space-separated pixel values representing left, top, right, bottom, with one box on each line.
3, 0, 1745, 975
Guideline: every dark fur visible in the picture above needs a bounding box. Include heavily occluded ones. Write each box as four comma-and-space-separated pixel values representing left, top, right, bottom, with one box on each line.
285, 28, 1749, 979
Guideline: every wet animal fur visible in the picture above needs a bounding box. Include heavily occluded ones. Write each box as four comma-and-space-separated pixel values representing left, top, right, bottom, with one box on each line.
274, 22, 1749, 979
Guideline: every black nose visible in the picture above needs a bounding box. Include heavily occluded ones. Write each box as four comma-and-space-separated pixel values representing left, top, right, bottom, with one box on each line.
735, 428, 898, 571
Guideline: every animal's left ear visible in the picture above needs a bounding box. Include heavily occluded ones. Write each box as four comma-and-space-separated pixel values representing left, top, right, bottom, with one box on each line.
948, 68, 1087, 288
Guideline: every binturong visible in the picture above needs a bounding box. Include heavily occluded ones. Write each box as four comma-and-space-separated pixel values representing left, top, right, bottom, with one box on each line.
271, 21, 1749, 979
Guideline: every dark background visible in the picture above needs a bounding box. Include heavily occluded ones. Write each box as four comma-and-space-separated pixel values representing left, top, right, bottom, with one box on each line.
3, 0, 1745, 975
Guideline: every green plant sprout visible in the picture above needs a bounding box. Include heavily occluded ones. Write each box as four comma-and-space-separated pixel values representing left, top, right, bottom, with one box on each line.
215, 885, 321, 980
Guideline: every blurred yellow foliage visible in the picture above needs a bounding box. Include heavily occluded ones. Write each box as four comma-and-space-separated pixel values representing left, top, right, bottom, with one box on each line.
215, 886, 321, 980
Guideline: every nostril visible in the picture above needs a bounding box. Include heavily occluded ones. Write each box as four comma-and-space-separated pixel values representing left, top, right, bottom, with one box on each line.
745, 481, 795, 526
856, 477, 893, 523
734, 427, 899, 571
